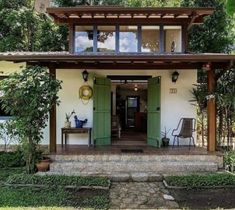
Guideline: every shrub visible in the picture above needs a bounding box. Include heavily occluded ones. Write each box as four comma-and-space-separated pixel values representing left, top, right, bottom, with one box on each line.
165, 173, 235, 188
224, 150, 235, 172
0, 150, 25, 168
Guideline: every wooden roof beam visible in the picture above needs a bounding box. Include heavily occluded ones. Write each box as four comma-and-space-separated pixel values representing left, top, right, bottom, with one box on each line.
187, 12, 199, 30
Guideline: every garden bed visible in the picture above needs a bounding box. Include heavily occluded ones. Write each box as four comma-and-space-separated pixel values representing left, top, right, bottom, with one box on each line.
0, 169, 110, 209
164, 172, 235, 189
5, 174, 110, 189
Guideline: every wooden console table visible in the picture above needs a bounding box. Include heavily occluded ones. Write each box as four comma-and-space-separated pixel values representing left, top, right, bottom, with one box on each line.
61, 127, 92, 147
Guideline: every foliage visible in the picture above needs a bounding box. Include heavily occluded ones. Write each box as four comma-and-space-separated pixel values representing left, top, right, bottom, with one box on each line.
0, 151, 25, 168
0, 121, 19, 151
224, 150, 235, 172
0, 66, 62, 173
6, 174, 110, 187
125, 0, 182, 7
65, 110, 75, 122
161, 126, 170, 138
0, 186, 69, 207
0, 186, 109, 208
0, 168, 110, 208
189, 83, 207, 146
165, 173, 235, 188
0, 0, 68, 52
182, 0, 234, 53
215, 69, 235, 146
37, 16, 68, 51
226, 0, 235, 16
53, 0, 124, 6
0, 167, 25, 184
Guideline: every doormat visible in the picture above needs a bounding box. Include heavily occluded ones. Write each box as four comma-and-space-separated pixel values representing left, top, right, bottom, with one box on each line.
121, 149, 144, 153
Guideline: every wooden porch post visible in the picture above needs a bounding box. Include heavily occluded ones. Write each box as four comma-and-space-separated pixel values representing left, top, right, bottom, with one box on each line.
207, 68, 216, 152
49, 66, 57, 153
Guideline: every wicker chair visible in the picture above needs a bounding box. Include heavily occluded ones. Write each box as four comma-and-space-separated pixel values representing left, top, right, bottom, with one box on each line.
172, 118, 196, 148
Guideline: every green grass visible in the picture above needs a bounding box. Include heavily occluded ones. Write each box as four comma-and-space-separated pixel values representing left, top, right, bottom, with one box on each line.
165, 173, 235, 188
0, 169, 110, 209
6, 174, 109, 187
0, 168, 25, 183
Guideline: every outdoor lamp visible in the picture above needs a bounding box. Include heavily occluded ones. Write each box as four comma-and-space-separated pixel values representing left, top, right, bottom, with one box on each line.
172, 71, 179, 83
82, 70, 89, 82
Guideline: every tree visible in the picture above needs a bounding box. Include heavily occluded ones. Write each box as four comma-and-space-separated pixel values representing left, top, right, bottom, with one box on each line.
0, 0, 68, 52
226, 0, 235, 16
125, 0, 182, 7
182, 0, 234, 53
0, 66, 61, 173
182, 0, 235, 148
53, 0, 125, 6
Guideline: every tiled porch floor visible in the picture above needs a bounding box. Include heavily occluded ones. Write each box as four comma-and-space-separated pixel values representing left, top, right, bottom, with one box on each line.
52, 144, 221, 156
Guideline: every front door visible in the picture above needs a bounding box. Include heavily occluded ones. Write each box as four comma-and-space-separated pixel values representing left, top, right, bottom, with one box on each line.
147, 77, 161, 147
93, 77, 111, 145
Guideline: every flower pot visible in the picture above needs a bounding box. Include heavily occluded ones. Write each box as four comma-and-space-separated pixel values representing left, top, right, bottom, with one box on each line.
36, 161, 49, 172
162, 137, 170, 147
64, 121, 71, 128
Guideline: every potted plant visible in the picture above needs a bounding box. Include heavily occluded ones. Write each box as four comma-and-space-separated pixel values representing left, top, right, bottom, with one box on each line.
161, 127, 170, 147
65, 110, 75, 128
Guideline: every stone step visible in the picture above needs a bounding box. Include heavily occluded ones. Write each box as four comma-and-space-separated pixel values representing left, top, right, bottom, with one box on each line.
49, 160, 218, 175
49, 154, 223, 168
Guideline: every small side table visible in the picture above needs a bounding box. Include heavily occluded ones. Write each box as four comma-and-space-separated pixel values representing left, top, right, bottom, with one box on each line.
61, 127, 92, 147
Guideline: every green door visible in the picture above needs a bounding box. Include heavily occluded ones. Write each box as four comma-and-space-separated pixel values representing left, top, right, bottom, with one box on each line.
147, 77, 161, 147
93, 77, 111, 145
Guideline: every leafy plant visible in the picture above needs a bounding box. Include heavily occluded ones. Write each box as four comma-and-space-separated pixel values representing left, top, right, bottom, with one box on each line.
65, 110, 75, 122
224, 150, 235, 172
6, 174, 110, 187
0, 121, 19, 151
0, 66, 62, 173
0, 151, 25, 168
165, 173, 235, 188
161, 126, 170, 138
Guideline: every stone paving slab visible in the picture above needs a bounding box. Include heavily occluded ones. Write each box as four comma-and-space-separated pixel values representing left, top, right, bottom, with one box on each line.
109, 182, 179, 209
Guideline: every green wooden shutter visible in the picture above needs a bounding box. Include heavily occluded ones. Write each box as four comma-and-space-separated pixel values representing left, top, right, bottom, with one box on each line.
147, 77, 161, 147
93, 77, 111, 145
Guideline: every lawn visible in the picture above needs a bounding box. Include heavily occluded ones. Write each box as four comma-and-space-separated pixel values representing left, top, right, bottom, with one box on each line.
0, 168, 110, 210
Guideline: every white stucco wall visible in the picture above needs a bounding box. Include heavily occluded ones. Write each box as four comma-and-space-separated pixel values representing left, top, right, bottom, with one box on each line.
0, 61, 197, 146
56, 69, 196, 145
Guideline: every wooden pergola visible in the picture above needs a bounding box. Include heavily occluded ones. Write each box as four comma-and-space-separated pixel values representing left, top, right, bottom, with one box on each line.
0, 52, 234, 153
47, 7, 215, 54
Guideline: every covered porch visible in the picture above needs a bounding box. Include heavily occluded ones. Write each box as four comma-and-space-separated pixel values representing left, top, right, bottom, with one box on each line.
0, 52, 234, 153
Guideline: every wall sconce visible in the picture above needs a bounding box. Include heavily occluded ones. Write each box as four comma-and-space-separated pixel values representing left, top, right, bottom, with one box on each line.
82, 70, 89, 82
172, 71, 179, 83
134, 84, 138, 91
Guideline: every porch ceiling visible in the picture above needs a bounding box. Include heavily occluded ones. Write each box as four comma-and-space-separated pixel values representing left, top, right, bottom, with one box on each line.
47, 7, 214, 29
0, 52, 234, 70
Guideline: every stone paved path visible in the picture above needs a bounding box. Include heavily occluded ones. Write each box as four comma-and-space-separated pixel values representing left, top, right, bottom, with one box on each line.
109, 182, 179, 209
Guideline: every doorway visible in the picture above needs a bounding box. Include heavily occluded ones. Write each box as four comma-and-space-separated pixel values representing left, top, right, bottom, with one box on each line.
109, 76, 149, 146
93, 76, 161, 147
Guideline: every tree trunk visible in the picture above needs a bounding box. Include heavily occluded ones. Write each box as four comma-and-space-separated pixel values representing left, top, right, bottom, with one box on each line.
218, 108, 223, 146
201, 113, 205, 146
26, 135, 35, 174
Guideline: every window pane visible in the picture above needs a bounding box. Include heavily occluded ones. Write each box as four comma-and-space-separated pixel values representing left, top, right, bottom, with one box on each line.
141, 26, 160, 52
164, 26, 182, 53
119, 26, 138, 52
75, 26, 93, 53
97, 26, 115, 52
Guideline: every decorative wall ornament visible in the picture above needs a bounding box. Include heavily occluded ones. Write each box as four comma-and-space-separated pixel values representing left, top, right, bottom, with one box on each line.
79, 84, 93, 104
